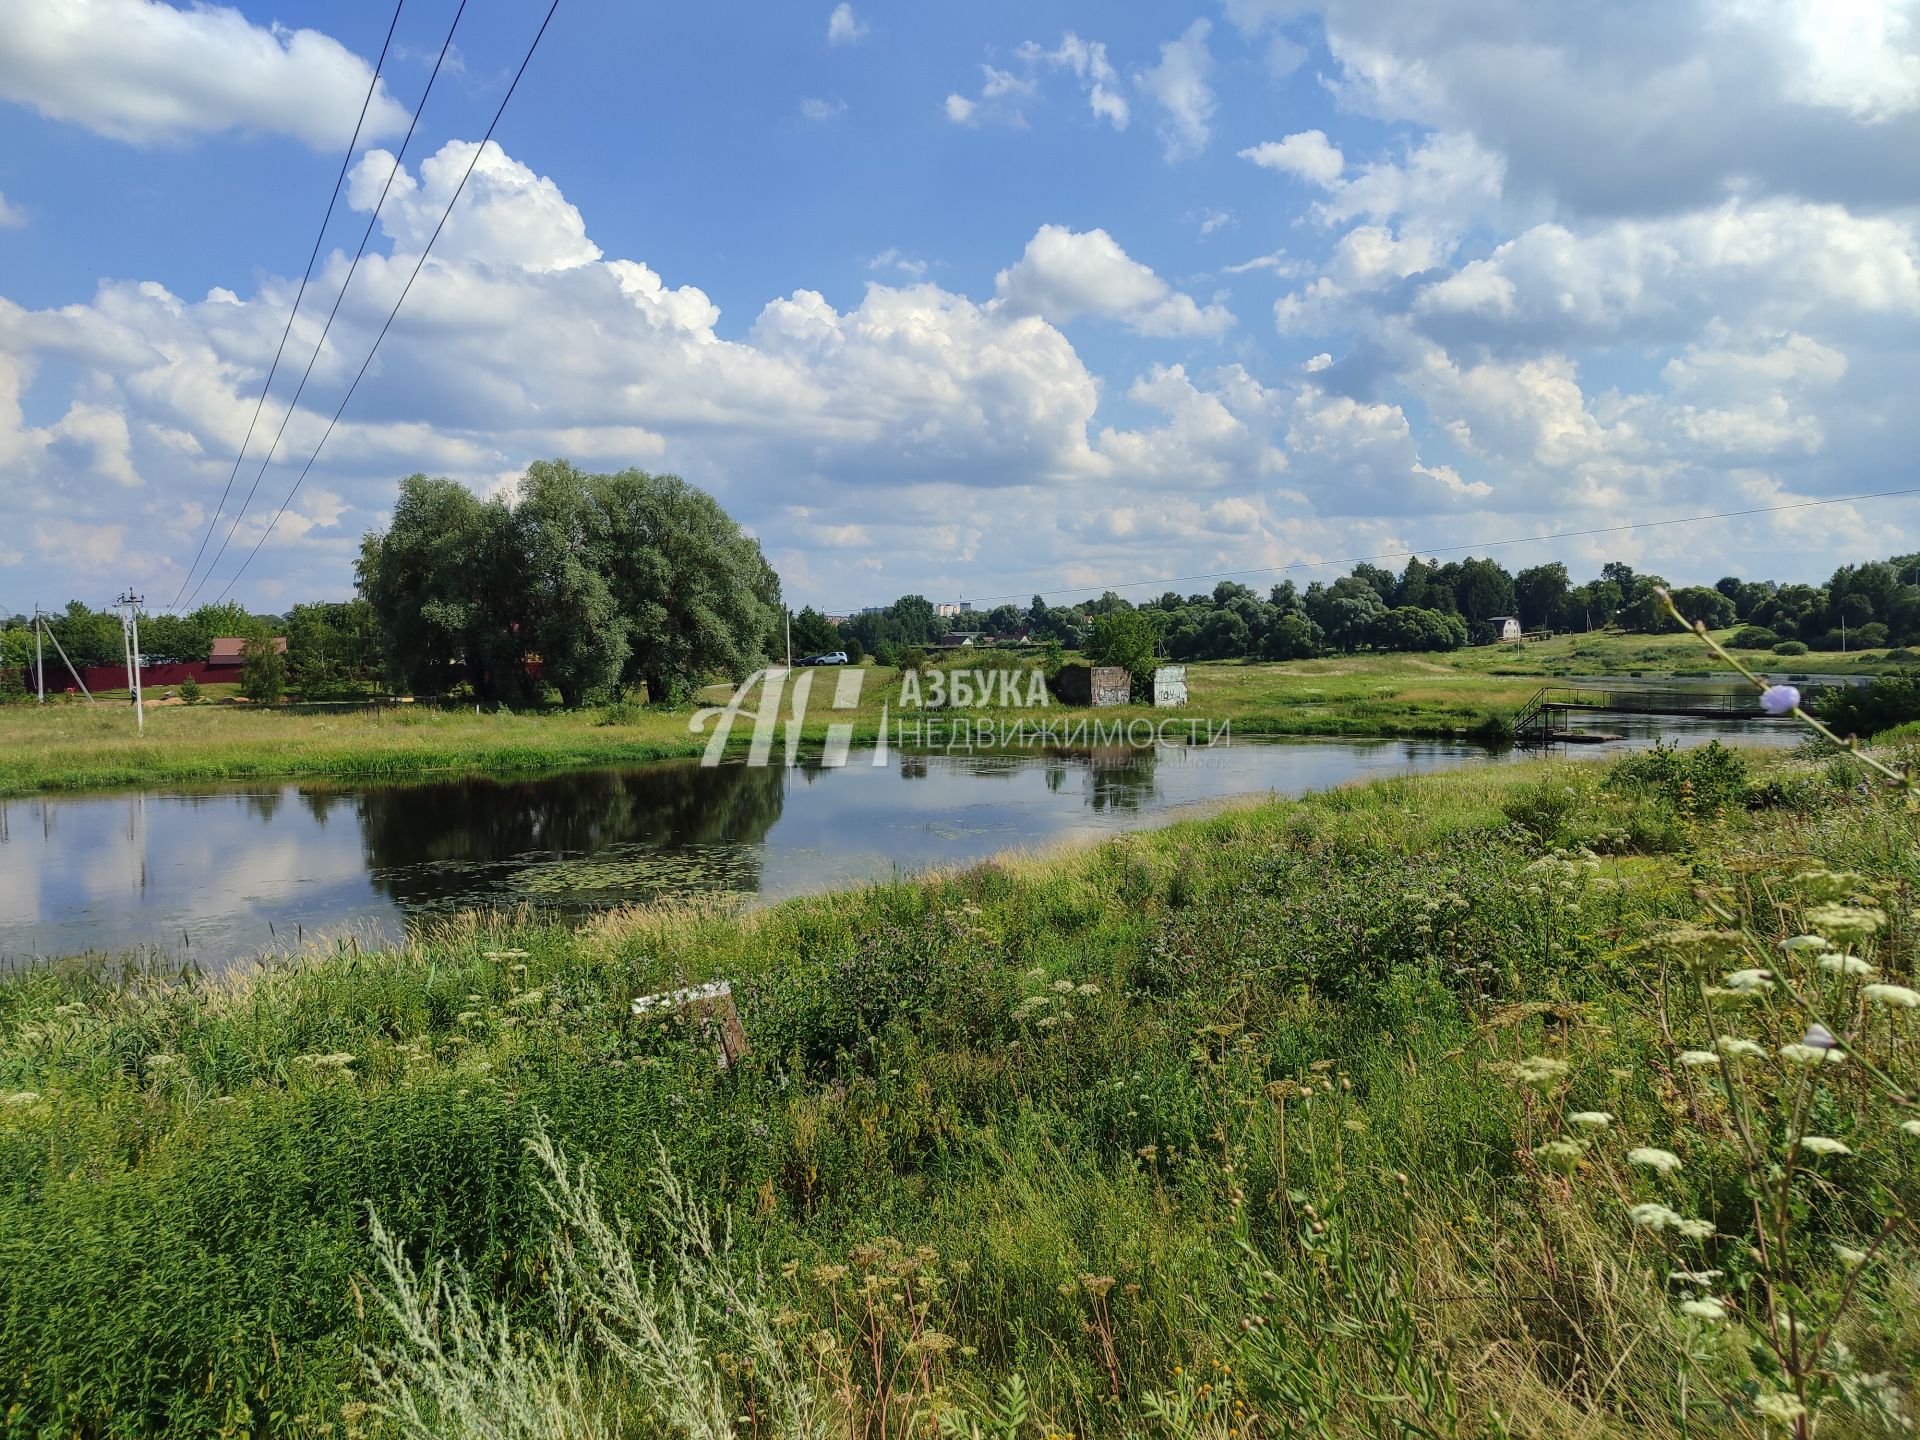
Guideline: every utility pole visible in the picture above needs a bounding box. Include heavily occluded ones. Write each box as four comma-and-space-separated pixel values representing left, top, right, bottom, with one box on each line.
784, 607, 792, 671
32, 605, 43, 703
117, 590, 145, 731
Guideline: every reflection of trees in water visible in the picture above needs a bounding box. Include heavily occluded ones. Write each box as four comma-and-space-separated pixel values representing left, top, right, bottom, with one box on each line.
1085, 745, 1158, 813
241, 789, 285, 823
349, 761, 786, 911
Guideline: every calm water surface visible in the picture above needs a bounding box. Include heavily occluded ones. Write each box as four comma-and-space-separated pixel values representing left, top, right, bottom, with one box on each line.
0, 716, 1797, 971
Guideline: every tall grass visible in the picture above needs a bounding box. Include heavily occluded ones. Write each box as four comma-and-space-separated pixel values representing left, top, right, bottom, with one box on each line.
0, 743, 1914, 1436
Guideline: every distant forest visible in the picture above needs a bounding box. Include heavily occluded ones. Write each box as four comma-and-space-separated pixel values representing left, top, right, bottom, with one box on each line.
8, 546, 1918, 705
809, 552, 1920, 666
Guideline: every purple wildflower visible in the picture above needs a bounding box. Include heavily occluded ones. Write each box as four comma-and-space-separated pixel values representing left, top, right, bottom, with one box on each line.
1760, 684, 1800, 716
1802, 1022, 1838, 1051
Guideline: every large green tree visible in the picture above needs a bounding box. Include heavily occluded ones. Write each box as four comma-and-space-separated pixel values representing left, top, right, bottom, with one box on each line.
359, 465, 780, 706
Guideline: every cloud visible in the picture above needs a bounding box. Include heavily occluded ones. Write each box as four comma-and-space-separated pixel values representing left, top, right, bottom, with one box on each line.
869, 248, 929, 279
799, 96, 847, 122
1240, 130, 1345, 186
1273, 0, 1920, 216
943, 64, 1037, 127
1135, 19, 1216, 160
1018, 32, 1129, 129
826, 3, 868, 46
0, 192, 24, 229
0, 0, 410, 149
994, 225, 1234, 336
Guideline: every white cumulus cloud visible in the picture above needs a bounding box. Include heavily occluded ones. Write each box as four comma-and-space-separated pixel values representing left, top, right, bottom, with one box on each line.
0, 0, 410, 149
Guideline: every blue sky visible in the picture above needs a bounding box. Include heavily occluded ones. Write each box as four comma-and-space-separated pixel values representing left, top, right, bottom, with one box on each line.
1, 0, 1917, 614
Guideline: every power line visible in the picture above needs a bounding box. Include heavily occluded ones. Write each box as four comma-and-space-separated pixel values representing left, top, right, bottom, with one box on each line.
166, 0, 407, 613
949, 485, 1920, 608
177, 0, 470, 612
208, 0, 564, 606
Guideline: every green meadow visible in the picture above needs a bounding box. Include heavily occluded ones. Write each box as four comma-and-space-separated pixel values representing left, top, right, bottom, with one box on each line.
3, 628, 1906, 799
2, 734, 1916, 1437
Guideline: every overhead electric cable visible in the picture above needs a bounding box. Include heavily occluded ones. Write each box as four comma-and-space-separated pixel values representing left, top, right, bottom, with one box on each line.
179, 0, 470, 610
167, 0, 407, 613
944, 485, 1920, 608
208, 0, 564, 605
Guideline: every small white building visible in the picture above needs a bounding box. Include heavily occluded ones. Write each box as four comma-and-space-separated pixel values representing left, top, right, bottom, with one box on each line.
1487, 616, 1523, 643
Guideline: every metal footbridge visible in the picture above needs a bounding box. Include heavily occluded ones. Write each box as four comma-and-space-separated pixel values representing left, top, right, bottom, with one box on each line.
1511, 684, 1777, 745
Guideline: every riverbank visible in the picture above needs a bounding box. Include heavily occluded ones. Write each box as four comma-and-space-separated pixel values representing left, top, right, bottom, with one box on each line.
0, 627, 1901, 797
2, 741, 1914, 1436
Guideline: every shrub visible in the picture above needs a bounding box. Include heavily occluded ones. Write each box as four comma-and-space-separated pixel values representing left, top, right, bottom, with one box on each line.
596, 698, 641, 726
1728, 626, 1778, 649
1816, 667, 1920, 737
1851, 621, 1891, 650
1772, 639, 1810, 656
179, 675, 202, 705
897, 647, 929, 674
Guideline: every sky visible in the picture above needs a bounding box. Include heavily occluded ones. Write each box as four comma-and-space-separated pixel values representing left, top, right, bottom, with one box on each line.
1, 0, 1917, 616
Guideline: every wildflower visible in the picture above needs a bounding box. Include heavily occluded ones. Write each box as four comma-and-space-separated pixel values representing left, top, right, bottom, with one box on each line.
1534, 1137, 1587, 1172
1667, 1269, 1724, 1284
482, 949, 530, 960
1511, 1055, 1569, 1088
1568, 1111, 1614, 1129
2, 1091, 41, 1107
506, 989, 546, 1010
1902, 1120, 1920, 1137
1780, 1043, 1845, 1066
1759, 684, 1800, 716
1780, 934, 1831, 953
1832, 1243, 1869, 1266
145, 1054, 180, 1070
1051, 979, 1075, 994
1629, 1203, 1685, 1231
1675, 1217, 1715, 1240
1722, 968, 1774, 994
1797, 1136, 1851, 1157
1817, 953, 1874, 975
1806, 902, 1885, 944
1628, 1147, 1683, 1175
1863, 983, 1920, 1009
1716, 1036, 1766, 1059
1678, 1297, 1727, 1322
1678, 1050, 1719, 1068
1801, 1021, 1839, 1049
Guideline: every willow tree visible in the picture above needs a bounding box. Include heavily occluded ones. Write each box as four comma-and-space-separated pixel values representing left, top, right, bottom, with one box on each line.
358, 463, 780, 706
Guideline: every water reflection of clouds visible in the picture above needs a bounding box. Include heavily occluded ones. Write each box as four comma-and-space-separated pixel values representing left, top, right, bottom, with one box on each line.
3, 723, 1799, 971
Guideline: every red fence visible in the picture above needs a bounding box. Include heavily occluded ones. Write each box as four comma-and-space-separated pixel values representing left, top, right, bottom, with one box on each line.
8, 661, 235, 693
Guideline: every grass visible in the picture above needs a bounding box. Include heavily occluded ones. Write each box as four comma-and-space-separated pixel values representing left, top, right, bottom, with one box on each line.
1, 737, 1915, 1437
0, 629, 1906, 798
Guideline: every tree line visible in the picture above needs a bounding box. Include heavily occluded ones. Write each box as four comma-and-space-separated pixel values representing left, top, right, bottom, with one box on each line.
8, 500, 1917, 708
815, 551, 1920, 666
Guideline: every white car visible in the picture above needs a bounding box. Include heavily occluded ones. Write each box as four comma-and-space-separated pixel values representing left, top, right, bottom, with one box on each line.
800, 651, 849, 666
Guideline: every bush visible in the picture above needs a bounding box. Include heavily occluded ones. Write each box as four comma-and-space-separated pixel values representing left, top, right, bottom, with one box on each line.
897, 647, 929, 674
1771, 639, 1809, 656
179, 675, 202, 705
1728, 626, 1778, 650
1816, 667, 1920, 737
1851, 622, 1891, 650
595, 698, 641, 726
0, 665, 26, 705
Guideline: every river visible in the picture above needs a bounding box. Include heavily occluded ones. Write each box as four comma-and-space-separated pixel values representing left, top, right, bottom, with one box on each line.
0, 714, 1800, 971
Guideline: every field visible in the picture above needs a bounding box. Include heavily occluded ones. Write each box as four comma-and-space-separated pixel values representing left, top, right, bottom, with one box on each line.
1, 735, 1916, 1437
0, 629, 1908, 798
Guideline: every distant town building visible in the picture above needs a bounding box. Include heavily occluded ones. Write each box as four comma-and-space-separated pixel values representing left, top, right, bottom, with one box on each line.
934, 601, 975, 618
1486, 616, 1524, 643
